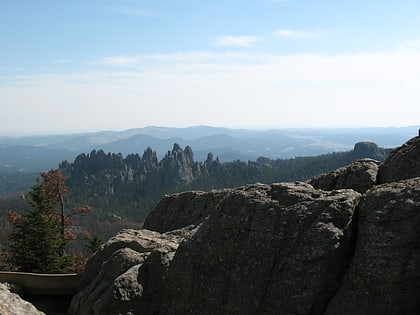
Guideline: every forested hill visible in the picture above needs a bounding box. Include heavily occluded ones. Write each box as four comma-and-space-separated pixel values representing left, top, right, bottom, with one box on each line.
59, 141, 389, 222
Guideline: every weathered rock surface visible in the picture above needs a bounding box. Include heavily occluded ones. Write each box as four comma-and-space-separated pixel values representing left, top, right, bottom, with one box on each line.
308, 158, 380, 193
326, 178, 420, 314
377, 136, 420, 183
143, 189, 230, 233
0, 282, 45, 315
68, 227, 195, 315
160, 183, 361, 314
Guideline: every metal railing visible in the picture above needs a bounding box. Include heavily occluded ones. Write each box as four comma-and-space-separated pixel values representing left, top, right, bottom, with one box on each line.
0, 271, 79, 295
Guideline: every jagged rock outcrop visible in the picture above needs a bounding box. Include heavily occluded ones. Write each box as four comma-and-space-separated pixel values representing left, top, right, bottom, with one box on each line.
160, 143, 200, 187
61, 140, 389, 222
0, 282, 45, 315
308, 158, 380, 193
70, 135, 420, 315
377, 136, 420, 183
68, 227, 195, 315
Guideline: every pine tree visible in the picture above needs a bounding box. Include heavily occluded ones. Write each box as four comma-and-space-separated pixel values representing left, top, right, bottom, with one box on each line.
84, 233, 103, 255
7, 181, 73, 273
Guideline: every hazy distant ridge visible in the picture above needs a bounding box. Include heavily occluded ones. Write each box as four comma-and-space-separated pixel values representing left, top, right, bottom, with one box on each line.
0, 125, 417, 174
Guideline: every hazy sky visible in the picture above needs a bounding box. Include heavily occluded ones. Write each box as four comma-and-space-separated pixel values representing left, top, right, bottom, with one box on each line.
1, 0, 420, 133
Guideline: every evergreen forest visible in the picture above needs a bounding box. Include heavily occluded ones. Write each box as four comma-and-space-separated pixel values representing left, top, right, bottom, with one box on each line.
0, 141, 389, 257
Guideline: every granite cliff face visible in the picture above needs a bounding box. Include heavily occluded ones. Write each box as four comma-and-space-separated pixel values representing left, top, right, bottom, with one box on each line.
69, 136, 420, 315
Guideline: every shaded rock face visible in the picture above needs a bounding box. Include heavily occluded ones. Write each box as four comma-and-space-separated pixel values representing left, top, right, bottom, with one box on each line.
308, 158, 380, 193
325, 178, 420, 315
68, 227, 195, 315
161, 183, 361, 315
160, 143, 197, 187
352, 141, 388, 161
377, 136, 420, 184
0, 283, 45, 315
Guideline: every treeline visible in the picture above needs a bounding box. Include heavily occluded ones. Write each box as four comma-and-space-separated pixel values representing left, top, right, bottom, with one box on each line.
59, 141, 388, 225
0, 141, 388, 244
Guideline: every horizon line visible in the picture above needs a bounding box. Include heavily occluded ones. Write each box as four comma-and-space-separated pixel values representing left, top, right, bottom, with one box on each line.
1, 124, 420, 137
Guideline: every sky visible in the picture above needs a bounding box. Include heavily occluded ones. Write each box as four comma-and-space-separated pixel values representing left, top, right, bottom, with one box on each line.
1, 0, 420, 134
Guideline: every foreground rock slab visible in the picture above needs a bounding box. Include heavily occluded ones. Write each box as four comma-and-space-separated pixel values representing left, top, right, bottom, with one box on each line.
160, 183, 361, 314
0, 282, 45, 315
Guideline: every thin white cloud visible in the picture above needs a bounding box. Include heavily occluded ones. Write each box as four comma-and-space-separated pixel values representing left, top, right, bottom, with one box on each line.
274, 28, 320, 39
3, 50, 420, 132
96, 52, 256, 68
9, 51, 420, 85
10, 50, 420, 83
213, 36, 260, 47
101, 56, 139, 65
112, 7, 157, 17
140, 51, 258, 63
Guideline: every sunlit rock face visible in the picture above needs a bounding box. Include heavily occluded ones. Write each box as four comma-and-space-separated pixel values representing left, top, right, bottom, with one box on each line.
377, 136, 420, 183
0, 283, 45, 315
325, 177, 420, 315
308, 158, 380, 193
68, 227, 195, 315
160, 182, 361, 315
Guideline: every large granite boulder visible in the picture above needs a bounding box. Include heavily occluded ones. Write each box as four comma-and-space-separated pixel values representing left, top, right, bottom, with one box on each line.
143, 189, 230, 233
68, 227, 195, 315
308, 158, 380, 193
326, 178, 420, 314
377, 136, 420, 183
161, 183, 361, 314
0, 283, 45, 315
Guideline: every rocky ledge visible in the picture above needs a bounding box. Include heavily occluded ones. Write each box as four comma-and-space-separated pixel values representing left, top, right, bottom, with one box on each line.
69, 137, 420, 315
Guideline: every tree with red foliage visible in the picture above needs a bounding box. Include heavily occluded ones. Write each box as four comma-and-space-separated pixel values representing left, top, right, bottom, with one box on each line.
41, 169, 92, 243
6, 169, 92, 273
7, 180, 72, 272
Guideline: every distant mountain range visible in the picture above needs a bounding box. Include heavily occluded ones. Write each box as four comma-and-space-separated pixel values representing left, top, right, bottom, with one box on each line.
0, 125, 418, 174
